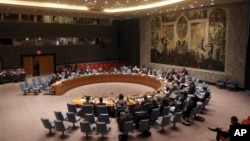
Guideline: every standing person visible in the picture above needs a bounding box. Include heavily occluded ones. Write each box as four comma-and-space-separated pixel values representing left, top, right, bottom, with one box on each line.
208, 116, 241, 141
35, 62, 40, 76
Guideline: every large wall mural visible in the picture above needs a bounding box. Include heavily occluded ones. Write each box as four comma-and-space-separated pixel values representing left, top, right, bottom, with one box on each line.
150, 9, 226, 71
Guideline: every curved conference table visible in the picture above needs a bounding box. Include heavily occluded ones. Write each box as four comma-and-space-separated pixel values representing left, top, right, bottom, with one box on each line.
51, 73, 163, 96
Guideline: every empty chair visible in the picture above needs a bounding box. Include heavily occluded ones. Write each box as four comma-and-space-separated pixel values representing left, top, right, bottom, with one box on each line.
85, 113, 97, 124
67, 103, 82, 115
96, 105, 108, 116
32, 78, 43, 89
41, 118, 55, 135
226, 78, 237, 90
19, 83, 29, 95
138, 119, 150, 133
45, 75, 52, 84
24, 81, 31, 90
37, 77, 46, 86
98, 113, 112, 124
155, 115, 171, 131
96, 121, 109, 139
160, 106, 170, 116
216, 76, 227, 88
149, 108, 159, 123
80, 121, 94, 138
82, 105, 94, 116
54, 111, 68, 121
54, 120, 70, 137
170, 112, 182, 129
30, 84, 40, 95
66, 112, 81, 128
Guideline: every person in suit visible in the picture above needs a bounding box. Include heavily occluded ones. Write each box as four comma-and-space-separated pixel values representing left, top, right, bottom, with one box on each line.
96, 97, 106, 105
208, 116, 241, 141
182, 96, 197, 121
148, 99, 159, 115
159, 98, 170, 115
118, 109, 133, 132
141, 95, 152, 110
195, 87, 211, 103
134, 109, 150, 129
84, 96, 94, 105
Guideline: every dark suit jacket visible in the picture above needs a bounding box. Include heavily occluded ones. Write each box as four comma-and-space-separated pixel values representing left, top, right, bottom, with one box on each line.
119, 115, 133, 132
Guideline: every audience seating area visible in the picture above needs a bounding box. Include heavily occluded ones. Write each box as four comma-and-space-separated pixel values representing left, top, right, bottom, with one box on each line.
0, 68, 26, 84
56, 60, 125, 73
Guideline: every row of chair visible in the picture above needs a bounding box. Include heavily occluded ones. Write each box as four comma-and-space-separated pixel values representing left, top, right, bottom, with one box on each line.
41, 117, 110, 139
19, 77, 54, 95
216, 77, 237, 90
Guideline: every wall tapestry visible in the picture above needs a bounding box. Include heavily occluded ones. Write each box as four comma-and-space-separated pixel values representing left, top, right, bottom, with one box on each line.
150, 9, 226, 72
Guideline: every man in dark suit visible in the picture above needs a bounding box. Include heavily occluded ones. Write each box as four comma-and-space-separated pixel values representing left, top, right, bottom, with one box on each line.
118, 109, 133, 132
196, 87, 211, 103
182, 96, 197, 121
96, 97, 106, 105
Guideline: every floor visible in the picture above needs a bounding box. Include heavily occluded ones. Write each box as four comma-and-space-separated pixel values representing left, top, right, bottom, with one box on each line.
0, 76, 250, 141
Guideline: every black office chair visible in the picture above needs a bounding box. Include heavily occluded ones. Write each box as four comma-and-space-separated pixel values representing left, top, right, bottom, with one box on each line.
40, 118, 55, 135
